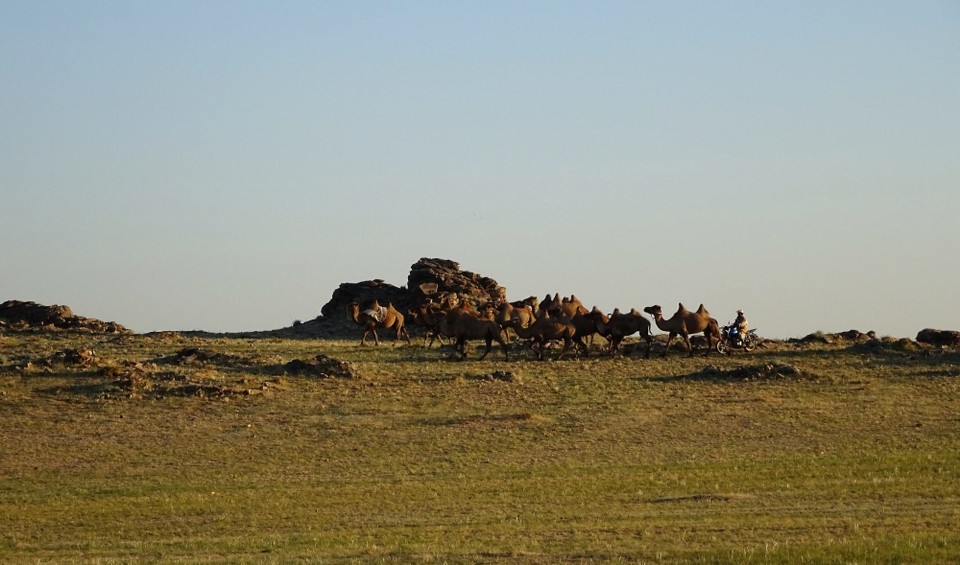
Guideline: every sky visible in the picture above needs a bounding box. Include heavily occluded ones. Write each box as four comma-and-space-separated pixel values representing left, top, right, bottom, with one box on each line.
2, 1, 958, 338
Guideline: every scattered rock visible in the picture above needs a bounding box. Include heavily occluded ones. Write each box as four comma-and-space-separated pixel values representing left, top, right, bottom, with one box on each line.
470, 370, 518, 382
278, 354, 357, 379
40, 348, 99, 367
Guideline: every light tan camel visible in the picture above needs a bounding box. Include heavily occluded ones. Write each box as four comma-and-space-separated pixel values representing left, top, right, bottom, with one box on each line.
346, 300, 411, 346
443, 305, 508, 361
509, 316, 577, 361
643, 303, 720, 357
603, 308, 653, 358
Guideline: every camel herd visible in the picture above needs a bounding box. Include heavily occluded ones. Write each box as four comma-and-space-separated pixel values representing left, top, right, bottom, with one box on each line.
346, 293, 723, 361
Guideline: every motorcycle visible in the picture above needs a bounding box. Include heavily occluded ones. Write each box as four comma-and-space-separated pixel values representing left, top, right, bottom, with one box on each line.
717, 324, 760, 354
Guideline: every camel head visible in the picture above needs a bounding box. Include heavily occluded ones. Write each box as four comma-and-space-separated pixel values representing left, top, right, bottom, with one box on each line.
643, 305, 663, 319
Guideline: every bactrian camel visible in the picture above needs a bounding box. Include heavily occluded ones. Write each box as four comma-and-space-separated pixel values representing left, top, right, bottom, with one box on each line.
346, 300, 411, 346
509, 316, 577, 361
443, 303, 509, 361
643, 303, 720, 357
604, 308, 654, 358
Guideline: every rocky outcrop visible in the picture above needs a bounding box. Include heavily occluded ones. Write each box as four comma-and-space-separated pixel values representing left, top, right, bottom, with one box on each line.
0, 300, 129, 333
317, 258, 506, 324
916, 328, 960, 347
319, 279, 409, 318
407, 258, 505, 307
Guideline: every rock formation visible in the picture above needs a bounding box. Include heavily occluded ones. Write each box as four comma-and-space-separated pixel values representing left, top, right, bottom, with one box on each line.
0, 300, 129, 333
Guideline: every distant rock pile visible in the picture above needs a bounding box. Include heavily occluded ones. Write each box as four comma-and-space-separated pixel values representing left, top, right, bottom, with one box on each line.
791, 329, 876, 345
916, 328, 960, 347
0, 300, 129, 333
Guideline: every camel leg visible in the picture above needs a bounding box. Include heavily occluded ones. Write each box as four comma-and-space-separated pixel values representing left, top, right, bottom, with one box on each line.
683, 334, 695, 357
557, 339, 572, 361
662, 333, 676, 357
479, 337, 493, 360
398, 324, 411, 345
705, 331, 718, 356
644, 335, 652, 359
574, 337, 589, 357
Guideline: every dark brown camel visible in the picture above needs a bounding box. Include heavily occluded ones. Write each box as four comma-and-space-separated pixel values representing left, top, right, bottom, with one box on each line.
407, 302, 447, 347
604, 308, 653, 358
569, 307, 610, 356
509, 316, 577, 361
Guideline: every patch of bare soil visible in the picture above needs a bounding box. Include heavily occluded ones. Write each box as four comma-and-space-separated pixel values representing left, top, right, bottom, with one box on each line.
153, 347, 277, 367
81, 362, 289, 400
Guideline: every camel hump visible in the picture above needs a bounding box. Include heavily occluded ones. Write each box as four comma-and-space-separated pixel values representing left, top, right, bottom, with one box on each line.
677, 302, 688, 312
696, 304, 709, 315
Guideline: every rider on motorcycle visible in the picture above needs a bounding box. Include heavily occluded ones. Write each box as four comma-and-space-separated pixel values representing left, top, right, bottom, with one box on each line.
733, 309, 748, 345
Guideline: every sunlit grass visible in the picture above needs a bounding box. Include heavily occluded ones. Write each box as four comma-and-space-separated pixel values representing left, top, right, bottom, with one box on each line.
1, 330, 958, 562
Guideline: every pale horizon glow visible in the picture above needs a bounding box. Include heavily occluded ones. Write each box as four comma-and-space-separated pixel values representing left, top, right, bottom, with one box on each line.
3, 2, 958, 339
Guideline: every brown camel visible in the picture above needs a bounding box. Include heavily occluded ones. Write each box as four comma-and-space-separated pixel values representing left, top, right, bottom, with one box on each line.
509, 316, 577, 361
643, 303, 720, 357
604, 308, 653, 358
346, 300, 411, 346
407, 302, 447, 347
496, 301, 537, 341
443, 306, 508, 361
569, 307, 610, 355
510, 296, 539, 311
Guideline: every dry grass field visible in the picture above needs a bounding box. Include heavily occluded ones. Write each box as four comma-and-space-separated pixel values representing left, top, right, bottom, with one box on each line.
1, 329, 958, 563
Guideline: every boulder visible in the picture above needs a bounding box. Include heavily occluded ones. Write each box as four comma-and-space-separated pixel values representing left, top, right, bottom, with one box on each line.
916, 328, 960, 347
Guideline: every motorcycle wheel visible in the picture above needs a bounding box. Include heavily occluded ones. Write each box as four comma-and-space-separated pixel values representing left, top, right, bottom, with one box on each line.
743, 337, 757, 352
716, 339, 729, 355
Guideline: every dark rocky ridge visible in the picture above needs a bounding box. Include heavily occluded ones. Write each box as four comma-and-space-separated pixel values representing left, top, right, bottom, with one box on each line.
0, 300, 129, 333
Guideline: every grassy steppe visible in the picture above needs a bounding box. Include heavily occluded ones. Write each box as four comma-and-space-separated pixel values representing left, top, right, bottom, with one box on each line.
1, 331, 958, 563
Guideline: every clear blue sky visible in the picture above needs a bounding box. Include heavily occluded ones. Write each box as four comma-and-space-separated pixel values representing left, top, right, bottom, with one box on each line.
3, 1, 958, 338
